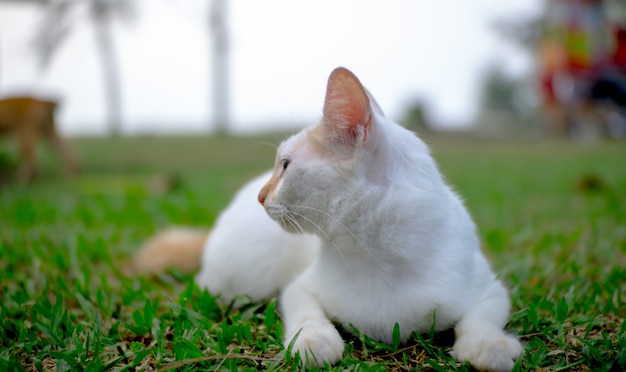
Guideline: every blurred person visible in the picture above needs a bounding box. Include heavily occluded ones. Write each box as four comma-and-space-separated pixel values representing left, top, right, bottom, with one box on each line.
585, 24, 626, 136
0, 96, 78, 182
538, 0, 610, 137
538, 20, 568, 134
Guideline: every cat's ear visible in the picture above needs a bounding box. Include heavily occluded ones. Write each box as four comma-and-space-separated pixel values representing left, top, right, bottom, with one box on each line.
322, 67, 373, 145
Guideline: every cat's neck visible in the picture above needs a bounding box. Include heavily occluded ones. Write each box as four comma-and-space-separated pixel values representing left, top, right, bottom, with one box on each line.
314, 172, 456, 268
316, 219, 423, 281
317, 187, 417, 256
365, 116, 443, 191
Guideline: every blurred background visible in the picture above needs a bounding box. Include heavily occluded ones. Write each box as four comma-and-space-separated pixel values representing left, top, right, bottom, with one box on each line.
2, 4, 626, 371
1, 0, 625, 138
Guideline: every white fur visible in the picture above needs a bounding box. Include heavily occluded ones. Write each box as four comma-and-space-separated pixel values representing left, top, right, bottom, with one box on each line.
194, 68, 522, 371
195, 173, 318, 304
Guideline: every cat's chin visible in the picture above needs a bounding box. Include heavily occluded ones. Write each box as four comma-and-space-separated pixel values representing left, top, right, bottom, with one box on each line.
277, 221, 304, 234
273, 212, 306, 234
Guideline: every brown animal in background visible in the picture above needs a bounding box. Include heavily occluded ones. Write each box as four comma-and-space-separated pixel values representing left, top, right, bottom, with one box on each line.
0, 96, 78, 181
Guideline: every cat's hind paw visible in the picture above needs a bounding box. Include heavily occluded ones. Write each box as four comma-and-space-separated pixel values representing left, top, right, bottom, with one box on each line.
285, 323, 345, 367
451, 330, 523, 372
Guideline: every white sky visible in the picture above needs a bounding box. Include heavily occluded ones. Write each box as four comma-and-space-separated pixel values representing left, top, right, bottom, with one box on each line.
0, 0, 542, 135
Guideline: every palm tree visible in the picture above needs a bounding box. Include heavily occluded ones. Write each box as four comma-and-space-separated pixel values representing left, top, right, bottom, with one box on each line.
12, 0, 133, 136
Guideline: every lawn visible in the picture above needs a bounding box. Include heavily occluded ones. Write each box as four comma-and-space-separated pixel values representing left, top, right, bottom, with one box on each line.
1, 134, 625, 371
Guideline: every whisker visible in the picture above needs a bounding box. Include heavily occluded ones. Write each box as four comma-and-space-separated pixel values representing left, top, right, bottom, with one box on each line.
290, 204, 370, 257
285, 213, 305, 234
280, 215, 293, 232
246, 141, 278, 150
289, 210, 347, 262
280, 211, 304, 235
289, 210, 329, 240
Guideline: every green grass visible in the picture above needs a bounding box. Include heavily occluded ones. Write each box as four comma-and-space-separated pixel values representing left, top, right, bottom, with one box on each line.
1, 134, 625, 371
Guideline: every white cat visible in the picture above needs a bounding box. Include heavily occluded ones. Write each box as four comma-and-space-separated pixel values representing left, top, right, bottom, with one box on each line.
134, 67, 522, 371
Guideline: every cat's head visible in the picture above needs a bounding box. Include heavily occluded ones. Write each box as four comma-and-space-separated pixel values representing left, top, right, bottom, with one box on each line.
257, 67, 386, 234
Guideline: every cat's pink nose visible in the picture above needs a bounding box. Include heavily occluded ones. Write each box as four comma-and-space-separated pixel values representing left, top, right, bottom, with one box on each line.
258, 192, 266, 205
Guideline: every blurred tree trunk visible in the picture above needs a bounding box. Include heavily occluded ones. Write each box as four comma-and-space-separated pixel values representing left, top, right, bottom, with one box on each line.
90, 0, 123, 136
210, 0, 229, 134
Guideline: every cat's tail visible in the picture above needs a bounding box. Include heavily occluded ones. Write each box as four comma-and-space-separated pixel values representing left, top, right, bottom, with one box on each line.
128, 228, 209, 275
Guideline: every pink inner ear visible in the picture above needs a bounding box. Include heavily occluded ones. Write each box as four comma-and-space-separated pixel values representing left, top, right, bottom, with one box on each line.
323, 68, 371, 143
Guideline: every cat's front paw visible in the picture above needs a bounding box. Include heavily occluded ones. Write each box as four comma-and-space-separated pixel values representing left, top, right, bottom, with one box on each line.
451, 330, 523, 372
285, 322, 345, 367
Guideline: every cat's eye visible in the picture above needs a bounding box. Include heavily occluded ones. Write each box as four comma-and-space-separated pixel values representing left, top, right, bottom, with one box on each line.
281, 159, 290, 172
